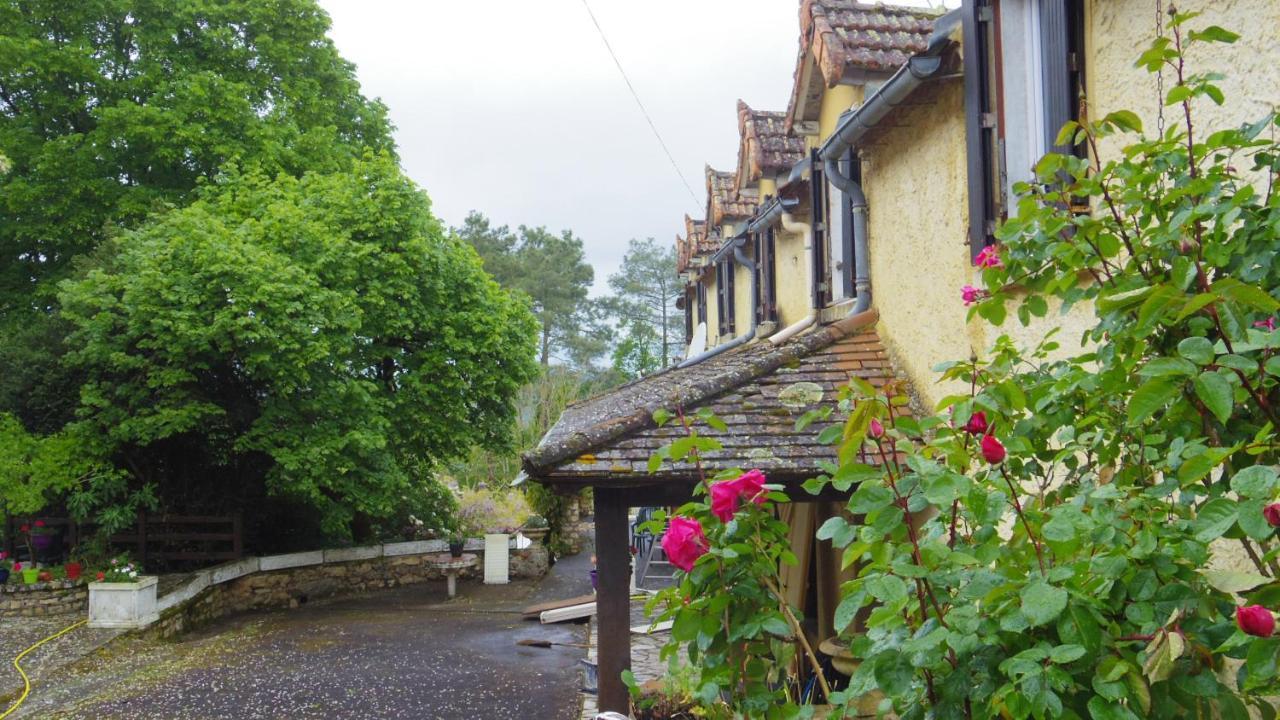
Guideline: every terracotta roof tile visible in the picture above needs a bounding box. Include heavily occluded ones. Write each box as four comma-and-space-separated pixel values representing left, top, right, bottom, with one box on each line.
788, 2, 939, 130
737, 100, 807, 185
676, 215, 718, 274
524, 310, 915, 484
706, 166, 756, 226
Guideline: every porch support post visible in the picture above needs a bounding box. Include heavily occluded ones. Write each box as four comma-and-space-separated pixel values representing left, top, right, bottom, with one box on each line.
594, 486, 631, 714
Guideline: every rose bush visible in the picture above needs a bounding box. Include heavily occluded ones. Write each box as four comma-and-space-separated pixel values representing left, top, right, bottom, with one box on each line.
803, 16, 1280, 719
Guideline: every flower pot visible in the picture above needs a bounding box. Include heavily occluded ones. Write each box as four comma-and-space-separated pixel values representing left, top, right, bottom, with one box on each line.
32, 534, 54, 550
589, 568, 598, 591
448, 541, 465, 558
65, 562, 83, 580
0, 568, 9, 584
521, 527, 548, 543
89, 575, 159, 629
21, 568, 39, 584
483, 533, 509, 584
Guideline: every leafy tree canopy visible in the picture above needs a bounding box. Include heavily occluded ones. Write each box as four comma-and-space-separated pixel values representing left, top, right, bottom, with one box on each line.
58, 156, 539, 534
605, 237, 680, 370
0, 0, 394, 311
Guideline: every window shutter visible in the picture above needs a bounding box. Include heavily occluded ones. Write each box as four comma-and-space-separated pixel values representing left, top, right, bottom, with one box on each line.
962, 0, 997, 258
1040, 1, 1072, 154
724, 259, 735, 335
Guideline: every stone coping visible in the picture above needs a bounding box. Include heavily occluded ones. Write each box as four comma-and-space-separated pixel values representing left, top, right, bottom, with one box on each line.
155, 534, 531, 614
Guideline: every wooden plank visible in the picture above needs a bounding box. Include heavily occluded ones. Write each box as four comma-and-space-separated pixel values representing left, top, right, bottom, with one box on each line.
521, 594, 598, 620
595, 486, 632, 713
539, 602, 598, 624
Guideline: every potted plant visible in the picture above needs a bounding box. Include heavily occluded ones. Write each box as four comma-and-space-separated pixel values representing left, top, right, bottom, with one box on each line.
16, 561, 38, 584
521, 514, 549, 542
64, 554, 84, 581
448, 531, 466, 558
88, 555, 158, 629
0, 551, 10, 584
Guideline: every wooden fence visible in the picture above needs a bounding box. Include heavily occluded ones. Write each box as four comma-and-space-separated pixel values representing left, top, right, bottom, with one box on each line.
2, 513, 242, 568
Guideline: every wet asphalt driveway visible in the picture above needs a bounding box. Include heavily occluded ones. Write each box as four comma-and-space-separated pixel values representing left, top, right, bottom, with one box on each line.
14, 551, 594, 720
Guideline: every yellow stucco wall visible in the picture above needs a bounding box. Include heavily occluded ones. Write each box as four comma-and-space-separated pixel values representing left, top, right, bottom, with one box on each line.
1087, 0, 1279, 169
733, 256, 754, 339
775, 225, 811, 329
859, 80, 976, 409
703, 270, 719, 347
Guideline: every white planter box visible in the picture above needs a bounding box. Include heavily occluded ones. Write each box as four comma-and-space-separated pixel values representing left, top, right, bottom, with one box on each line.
484, 533, 509, 585
88, 576, 159, 629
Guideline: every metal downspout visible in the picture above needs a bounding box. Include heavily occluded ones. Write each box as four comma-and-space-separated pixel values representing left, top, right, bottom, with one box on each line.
676, 244, 757, 368
824, 157, 871, 314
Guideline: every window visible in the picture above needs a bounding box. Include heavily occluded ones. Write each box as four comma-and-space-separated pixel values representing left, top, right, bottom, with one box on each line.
965, 0, 1086, 256
754, 228, 778, 324
716, 258, 736, 337
684, 285, 694, 345
810, 149, 831, 308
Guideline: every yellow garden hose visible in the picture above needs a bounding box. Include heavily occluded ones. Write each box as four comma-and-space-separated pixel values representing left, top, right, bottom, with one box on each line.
0, 618, 87, 719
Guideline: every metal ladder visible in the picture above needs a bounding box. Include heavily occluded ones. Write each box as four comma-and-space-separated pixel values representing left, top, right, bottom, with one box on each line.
631, 507, 675, 588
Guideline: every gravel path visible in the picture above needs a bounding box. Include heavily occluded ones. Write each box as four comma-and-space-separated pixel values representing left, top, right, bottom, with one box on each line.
4, 556, 595, 719
0, 615, 123, 704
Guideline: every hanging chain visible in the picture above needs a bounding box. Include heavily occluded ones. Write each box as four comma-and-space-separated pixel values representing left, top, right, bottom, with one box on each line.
1155, 0, 1166, 138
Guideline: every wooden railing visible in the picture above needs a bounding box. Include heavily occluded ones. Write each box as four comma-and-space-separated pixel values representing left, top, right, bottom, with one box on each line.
2, 513, 242, 568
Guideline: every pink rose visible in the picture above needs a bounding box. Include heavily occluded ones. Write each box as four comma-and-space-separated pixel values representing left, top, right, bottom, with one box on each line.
735, 469, 767, 505
964, 411, 989, 435
709, 470, 768, 522
12, 562, 20, 571
1255, 317, 1277, 332
34, 520, 45, 528
1265, 503, 1280, 528
661, 516, 708, 573
869, 418, 885, 439
1237, 605, 1276, 637
961, 285, 987, 306
981, 435, 1007, 464
710, 481, 741, 523
975, 245, 1004, 269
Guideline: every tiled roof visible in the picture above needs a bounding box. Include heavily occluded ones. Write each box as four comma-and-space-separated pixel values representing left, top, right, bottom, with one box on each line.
737, 100, 807, 185
524, 310, 913, 485
788, 2, 940, 130
706, 166, 756, 226
676, 215, 718, 274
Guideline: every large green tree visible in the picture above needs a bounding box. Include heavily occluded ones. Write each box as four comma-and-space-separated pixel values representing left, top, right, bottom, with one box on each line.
0, 0, 396, 433
57, 157, 539, 535
606, 237, 680, 369
455, 211, 604, 367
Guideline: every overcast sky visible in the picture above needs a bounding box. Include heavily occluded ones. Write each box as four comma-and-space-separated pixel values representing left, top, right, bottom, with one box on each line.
318, 0, 954, 293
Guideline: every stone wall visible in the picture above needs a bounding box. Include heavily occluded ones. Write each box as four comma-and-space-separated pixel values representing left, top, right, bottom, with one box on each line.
147, 541, 550, 639
1, 579, 88, 618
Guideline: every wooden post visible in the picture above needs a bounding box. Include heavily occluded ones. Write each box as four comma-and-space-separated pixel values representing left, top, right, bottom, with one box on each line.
594, 486, 632, 714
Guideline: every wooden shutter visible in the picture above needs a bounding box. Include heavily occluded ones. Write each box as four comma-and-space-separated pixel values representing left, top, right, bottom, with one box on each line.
963, 0, 998, 258
809, 149, 830, 308
724, 259, 736, 336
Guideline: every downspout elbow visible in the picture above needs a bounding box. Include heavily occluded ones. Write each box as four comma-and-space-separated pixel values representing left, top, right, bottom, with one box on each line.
824, 158, 872, 315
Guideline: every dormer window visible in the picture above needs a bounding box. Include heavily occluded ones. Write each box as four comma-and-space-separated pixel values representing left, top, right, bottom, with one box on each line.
754, 228, 778, 324
716, 258, 736, 337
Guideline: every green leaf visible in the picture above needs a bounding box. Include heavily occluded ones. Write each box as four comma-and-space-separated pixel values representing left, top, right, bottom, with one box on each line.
1189, 25, 1240, 44
1138, 357, 1197, 378
866, 574, 909, 605
1193, 371, 1233, 424
1203, 570, 1272, 594
834, 591, 867, 633
1232, 466, 1279, 499
1021, 581, 1069, 627
760, 616, 791, 637
1049, 644, 1087, 663
1193, 498, 1239, 543
1178, 337, 1216, 365
652, 408, 673, 426
1127, 376, 1184, 424
1103, 110, 1143, 134
1136, 285, 1184, 332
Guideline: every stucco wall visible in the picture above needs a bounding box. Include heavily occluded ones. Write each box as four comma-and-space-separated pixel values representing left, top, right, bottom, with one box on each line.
733, 256, 753, 338
860, 80, 976, 409
1087, 0, 1279, 169
703, 271, 720, 346
775, 227, 811, 328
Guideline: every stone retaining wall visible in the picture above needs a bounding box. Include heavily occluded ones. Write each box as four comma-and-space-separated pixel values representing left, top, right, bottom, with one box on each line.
1, 579, 89, 617
148, 539, 549, 639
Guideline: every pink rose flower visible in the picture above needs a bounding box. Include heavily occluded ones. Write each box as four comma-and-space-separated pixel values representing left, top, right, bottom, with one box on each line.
12, 562, 21, 571
1265, 503, 1280, 528
981, 435, 1007, 464
34, 520, 45, 528
1237, 605, 1276, 637
964, 411, 989, 435
961, 285, 987, 306
709, 470, 768, 522
661, 516, 709, 573
975, 245, 1004, 269
1255, 317, 1277, 332
869, 418, 885, 439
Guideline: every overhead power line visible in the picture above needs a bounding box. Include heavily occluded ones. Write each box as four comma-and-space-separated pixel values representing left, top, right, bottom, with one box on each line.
578, 0, 702, 210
